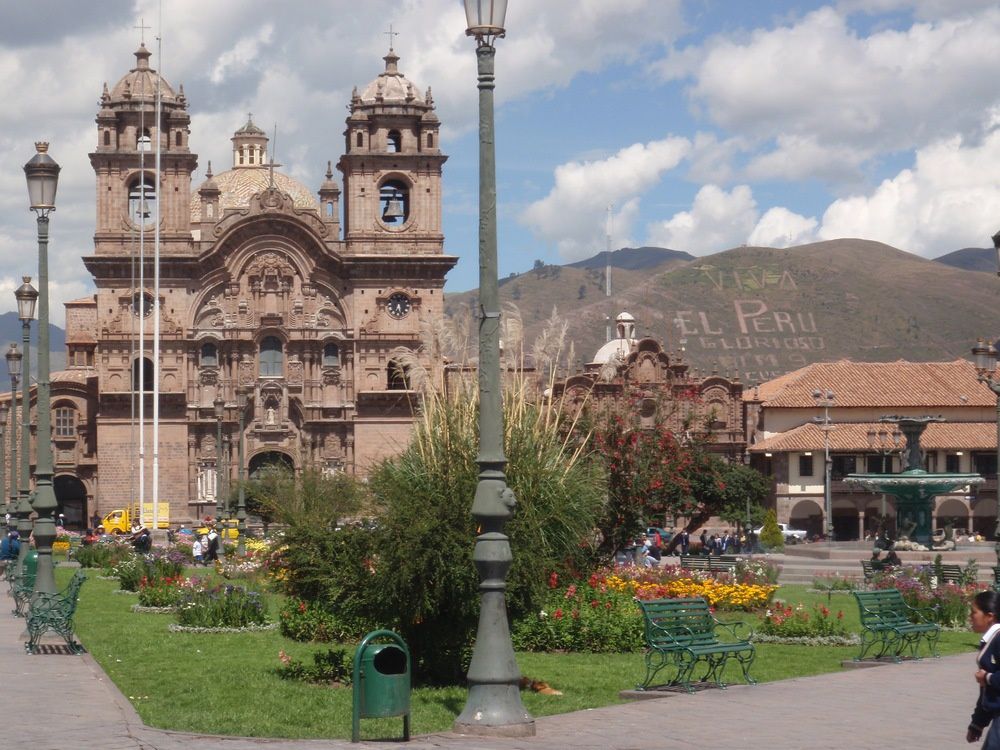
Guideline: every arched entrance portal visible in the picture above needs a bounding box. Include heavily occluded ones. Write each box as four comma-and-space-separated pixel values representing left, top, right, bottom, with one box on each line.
789, 499, 823, 539
248, 451, 294, 479
54, 475, 88, 530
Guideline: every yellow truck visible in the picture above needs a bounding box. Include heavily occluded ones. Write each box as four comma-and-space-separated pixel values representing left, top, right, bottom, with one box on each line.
101, 505, 170, 535
195, 518, 239, 539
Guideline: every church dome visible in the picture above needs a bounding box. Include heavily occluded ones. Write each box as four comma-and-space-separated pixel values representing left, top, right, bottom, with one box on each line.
357, 48, 424, 105
191, 118, 320, 221
109, 44, 177, 103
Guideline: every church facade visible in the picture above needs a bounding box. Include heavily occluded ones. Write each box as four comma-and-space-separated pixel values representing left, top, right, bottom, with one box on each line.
17, 44, 455, 527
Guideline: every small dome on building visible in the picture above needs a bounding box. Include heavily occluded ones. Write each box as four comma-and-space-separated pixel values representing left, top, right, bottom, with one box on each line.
191, 119, 319, 221
590, 312, 638, 365
357, 48, 425, 105
108, 44, 177, 103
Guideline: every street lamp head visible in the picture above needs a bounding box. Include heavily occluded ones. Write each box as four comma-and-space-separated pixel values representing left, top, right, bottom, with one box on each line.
464, 0, 507, 45
23, 142, 60, 214
5, 343, 22, 378
236, 386, 248, 410
14, 276, 38, 322
213, 394, 225, 420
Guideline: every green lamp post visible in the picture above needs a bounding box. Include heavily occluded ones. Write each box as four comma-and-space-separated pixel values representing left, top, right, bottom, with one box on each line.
214, 394, 225, 525
13, 282, 36, 577
236, 386, 248, 557
7, 343, 25, 571
24, 142, 60, 596
454, 0, 534, 738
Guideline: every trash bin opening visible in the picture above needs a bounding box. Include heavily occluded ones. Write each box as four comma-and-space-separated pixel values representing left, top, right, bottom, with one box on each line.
372, 645, 407, 674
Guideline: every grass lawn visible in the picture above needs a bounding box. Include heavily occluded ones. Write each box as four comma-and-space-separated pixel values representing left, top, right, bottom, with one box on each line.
67, 567, 981, 741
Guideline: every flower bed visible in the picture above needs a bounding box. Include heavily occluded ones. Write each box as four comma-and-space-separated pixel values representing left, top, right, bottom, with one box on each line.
870, 565, 975, 627
175, 584, 268, 629
512, 567, 778, 653
758, 602, 849, 640
137, 575, 201, 608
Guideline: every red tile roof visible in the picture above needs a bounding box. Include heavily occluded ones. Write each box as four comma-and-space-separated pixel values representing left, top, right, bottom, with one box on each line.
750, 421, 997, 452
746, 359, 995, 408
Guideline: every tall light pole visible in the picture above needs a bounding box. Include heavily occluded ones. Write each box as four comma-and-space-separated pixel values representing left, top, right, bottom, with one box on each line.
812, 388, 835, 543
867, 426, 901, 533
0, 401, 7, 527
214, 395, 225, 526
455, 1, 534, 738
7, 343, 25, 570
236, 386, 248, 557
973, 337, 1000, 560
24, 142, 60, 596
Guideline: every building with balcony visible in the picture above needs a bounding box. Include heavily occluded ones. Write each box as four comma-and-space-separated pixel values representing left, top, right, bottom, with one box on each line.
746, 359, 997, 540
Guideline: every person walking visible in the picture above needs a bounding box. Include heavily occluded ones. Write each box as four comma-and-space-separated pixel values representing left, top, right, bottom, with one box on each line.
192, 536, 204, 566
205, 528, 220, 563
968, 591, 1000, 747
679, 529, 690, 556
0, 530, 20, 572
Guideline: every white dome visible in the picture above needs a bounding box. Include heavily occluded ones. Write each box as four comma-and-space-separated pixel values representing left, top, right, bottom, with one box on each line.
590, 337, 634, 366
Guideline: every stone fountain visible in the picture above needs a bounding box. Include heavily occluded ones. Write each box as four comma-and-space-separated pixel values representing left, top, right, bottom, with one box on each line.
845, 416, 984, 546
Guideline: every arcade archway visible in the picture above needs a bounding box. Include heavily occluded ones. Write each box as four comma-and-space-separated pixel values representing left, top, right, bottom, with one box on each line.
248, 451, 294, 478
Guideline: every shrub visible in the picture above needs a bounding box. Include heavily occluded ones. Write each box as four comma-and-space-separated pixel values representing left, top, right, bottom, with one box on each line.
279, 599, 357, 642
871, 567, 974, 626
512, 573, 644, 652
276, 648, 352, 685
175, 585, 268, 629
812, 572, 857, 591
758, 603, 848, 638
75, 541, 134, 570
137, 575, 198, 608
758, 509, 784, 551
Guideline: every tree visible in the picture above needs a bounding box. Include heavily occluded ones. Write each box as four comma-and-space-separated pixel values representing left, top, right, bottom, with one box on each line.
759, 508, 785, 551
714, 462, 771, 529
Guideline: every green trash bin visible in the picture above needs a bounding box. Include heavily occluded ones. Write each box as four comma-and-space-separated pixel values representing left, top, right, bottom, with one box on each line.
352, 629, 410, 743
21, 549, 38, 578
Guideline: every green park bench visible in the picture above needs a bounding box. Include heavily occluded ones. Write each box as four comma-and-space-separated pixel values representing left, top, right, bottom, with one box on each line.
993, 567, 1000, 593
26, 569, 87, 654
852, 588, 940, 662
679, 554, 740, 573
11, 552, 39, 617
932, 563, 964, 586
636, 597, 756, 693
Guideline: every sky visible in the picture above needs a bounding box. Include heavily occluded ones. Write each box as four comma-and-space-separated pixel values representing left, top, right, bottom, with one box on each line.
1, 0, 1000, 327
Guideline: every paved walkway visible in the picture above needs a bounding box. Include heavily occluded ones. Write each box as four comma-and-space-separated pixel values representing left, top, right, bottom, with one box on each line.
2, 582, 980, 750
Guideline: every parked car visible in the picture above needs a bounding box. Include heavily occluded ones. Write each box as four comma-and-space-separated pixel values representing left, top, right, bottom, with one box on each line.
753, 522, 808, 543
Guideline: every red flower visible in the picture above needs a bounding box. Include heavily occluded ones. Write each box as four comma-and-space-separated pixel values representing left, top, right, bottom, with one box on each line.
553, 609, 563, 619
590, 600, 600, 608
565, 584, 577, 600
297, 601, 306, 613
548, 572, 559, 589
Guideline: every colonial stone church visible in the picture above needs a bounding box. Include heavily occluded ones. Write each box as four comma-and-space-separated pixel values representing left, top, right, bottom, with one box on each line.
21, 43, 454, 527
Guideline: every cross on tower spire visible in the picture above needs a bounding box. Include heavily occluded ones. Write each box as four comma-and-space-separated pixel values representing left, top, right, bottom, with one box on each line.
384, 23, 398, 51
134, 16, 151, 45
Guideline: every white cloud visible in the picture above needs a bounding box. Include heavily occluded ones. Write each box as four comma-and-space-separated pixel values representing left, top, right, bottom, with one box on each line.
209, 23, 275, 84
679, 6, 1000, 160
521, 137, 691, 260
744, 134, 869, 183
749, 207, 818, 248
818, 130, 1000, 255
837, 0, 998, 21
646, 184, 758, 255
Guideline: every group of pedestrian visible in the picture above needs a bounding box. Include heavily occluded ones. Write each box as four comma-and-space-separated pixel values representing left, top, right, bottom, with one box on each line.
0, 528, 20, 571
192, 528, 220, 566
696, 529, 747, 555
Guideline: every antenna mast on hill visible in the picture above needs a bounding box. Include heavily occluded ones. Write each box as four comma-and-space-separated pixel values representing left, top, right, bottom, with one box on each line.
605, 204, 613, 341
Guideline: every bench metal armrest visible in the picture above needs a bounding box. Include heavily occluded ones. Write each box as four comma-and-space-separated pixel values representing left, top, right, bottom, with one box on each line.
901, 600, 939, 624
713, 617, 754, 641
647, 620, 695, 648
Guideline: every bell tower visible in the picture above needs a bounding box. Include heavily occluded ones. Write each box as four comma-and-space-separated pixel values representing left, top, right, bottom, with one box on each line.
89, 44, 198, 257
338, 47, 445, 254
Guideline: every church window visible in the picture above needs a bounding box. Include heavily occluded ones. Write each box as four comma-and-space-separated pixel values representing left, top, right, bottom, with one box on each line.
55, 407, 76, 438
248, 148, 255, 165
259, 336, 283, 377
175, 131, 181, 147
379, 179, 409, 225
326, 202, 334, 217
356, 131, 363, 148
387, 359, 410, 390
128, 176, 156, 227
323, 343, 340, 367
132, 357, 154, 392
103, 130, 111, 146
427, 133, 434, 148
200, 342, 218, 367
239, 151, 245, 165
387, 130, 402, 152
137, 128, 151, 152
